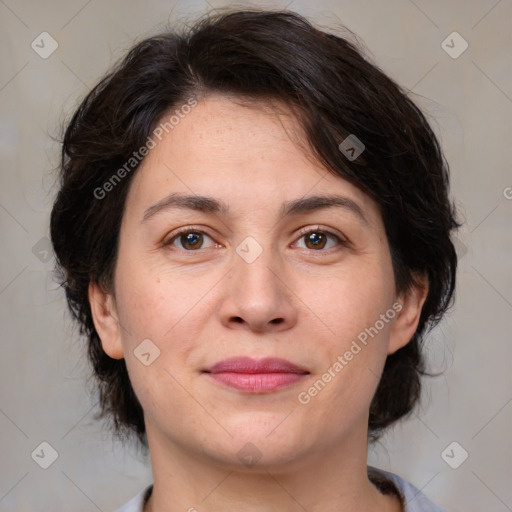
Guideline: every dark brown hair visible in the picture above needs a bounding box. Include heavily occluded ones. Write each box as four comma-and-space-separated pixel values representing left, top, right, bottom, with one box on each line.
50, 8, 459, 450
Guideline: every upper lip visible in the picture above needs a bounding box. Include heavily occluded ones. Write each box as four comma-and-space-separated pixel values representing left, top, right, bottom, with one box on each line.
204, 357, 309, 374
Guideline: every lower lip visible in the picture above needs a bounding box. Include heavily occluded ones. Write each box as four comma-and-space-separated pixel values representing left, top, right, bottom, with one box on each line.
206, 372, 307, 392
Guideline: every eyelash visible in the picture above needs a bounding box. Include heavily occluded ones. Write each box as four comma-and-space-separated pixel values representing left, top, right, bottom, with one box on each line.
162, 225, 347, 252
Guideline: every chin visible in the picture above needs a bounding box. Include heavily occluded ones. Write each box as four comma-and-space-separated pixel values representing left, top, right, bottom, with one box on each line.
220, 424, 310, 467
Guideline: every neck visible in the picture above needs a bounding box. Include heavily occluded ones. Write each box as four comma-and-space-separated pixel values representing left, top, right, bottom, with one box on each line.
143, 419, 402, 512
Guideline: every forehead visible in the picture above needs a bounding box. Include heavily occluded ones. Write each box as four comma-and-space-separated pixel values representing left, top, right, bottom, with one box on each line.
124, 94, 381, 225
144, 94, 314, 174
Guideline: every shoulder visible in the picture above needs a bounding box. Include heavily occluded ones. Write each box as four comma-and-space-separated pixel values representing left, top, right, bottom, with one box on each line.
368, 466, 446, 512
113, 473, 446, 512
115, 485, 153, 512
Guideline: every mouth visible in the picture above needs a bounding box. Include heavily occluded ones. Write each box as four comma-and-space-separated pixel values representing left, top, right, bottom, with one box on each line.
202, 357, 310, 393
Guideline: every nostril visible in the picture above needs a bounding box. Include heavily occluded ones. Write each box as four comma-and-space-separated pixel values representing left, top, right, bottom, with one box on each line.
270, 318, 284, 324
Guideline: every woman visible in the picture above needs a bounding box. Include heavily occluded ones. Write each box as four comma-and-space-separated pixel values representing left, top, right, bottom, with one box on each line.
50, 9, 458, 512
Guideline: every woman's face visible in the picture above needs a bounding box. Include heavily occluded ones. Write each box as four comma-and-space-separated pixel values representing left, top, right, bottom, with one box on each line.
90, 94, 425, 469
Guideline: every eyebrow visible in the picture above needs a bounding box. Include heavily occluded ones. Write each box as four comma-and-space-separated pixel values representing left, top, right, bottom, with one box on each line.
141, 192, 369, 226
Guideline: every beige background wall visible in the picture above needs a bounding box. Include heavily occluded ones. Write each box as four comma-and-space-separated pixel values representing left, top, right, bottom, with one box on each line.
1, 0, 511, 510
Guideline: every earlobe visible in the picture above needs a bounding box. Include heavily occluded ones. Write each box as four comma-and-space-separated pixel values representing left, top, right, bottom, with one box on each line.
388, 274, 429, 355
88, 281, 125, 359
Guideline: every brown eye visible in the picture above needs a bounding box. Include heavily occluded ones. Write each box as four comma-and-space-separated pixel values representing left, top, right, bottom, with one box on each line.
294, 229, 343, 251
304, 231, 328, 250
165, 230, 215, 251
180, 232, 203, 250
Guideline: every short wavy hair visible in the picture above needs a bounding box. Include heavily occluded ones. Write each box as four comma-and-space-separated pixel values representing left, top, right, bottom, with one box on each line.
50, 8, 459, 450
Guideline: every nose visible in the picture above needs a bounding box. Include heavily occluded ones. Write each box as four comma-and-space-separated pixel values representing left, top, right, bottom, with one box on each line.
218, 244, 298, 333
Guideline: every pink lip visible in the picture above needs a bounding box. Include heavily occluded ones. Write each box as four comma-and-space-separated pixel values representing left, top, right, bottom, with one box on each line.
203, 357, 309, 393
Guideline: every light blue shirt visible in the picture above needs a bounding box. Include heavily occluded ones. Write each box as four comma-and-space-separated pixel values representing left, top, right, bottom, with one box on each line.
116, 468, 446, 512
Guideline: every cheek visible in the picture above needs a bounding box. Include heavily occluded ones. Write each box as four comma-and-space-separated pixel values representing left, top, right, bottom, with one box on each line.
113, 249, 191, 341
305, 259, 395, 340
112, 257, 209, 373
115, 277, 166, 342
299, 259, 395, 402
113, 269, 203, 420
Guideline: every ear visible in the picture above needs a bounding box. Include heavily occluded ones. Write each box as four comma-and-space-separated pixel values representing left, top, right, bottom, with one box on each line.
387, 274, 429, 355
88, 281, 124, 359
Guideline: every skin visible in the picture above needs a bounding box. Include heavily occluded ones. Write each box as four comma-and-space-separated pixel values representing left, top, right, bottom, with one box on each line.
90, 94, 428, 512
